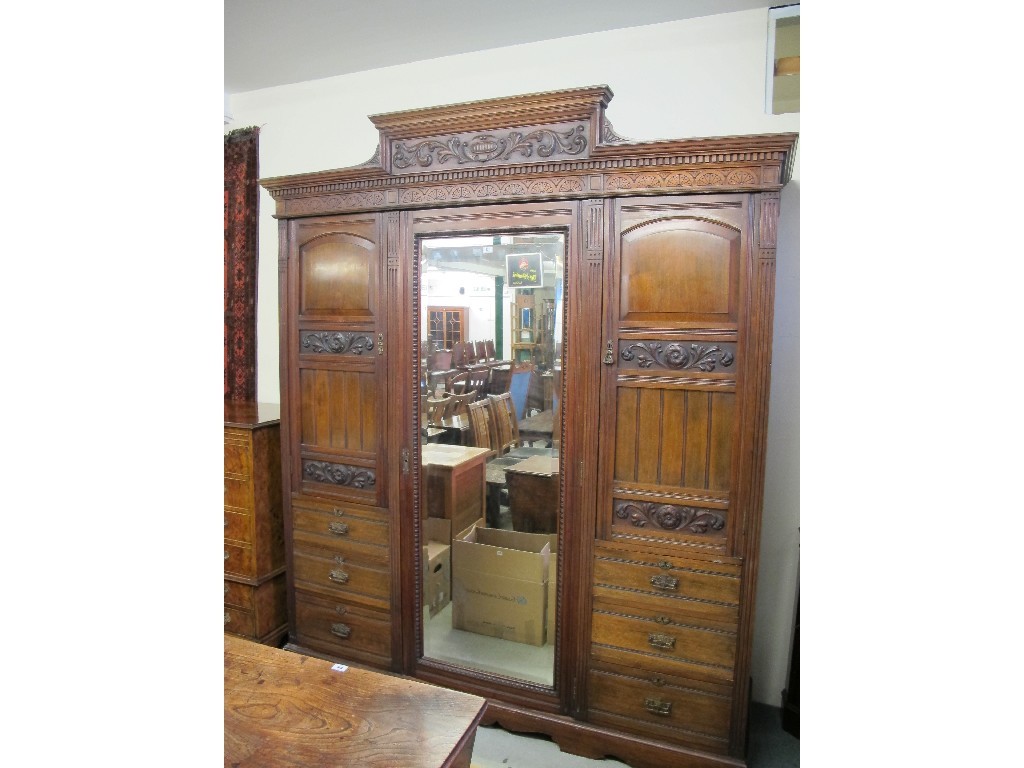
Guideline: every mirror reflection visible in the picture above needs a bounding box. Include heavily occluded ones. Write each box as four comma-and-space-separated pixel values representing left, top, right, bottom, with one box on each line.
419, 232, 564, 687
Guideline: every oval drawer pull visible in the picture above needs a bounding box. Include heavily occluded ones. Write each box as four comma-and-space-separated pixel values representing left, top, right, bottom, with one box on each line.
648, 632, 676, 650
330, 622, 352, 639
329, 569, 350, 584
650, 574, 678, 591
644, 697, 672, 716
328, 521, 350, 536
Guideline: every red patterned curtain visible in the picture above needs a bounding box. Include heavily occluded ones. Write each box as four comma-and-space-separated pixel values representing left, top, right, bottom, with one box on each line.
224, 126, 260, 401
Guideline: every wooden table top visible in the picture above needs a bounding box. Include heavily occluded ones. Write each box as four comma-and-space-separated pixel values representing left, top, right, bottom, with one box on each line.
224, 401, 281, 428
224, 636, 486, 767
421, 443, 491, 467
504, 454, 559, 477
518, 409, 554, 435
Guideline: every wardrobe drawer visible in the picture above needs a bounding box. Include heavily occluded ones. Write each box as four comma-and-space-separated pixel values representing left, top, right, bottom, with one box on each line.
224, 508, 251, 544
224, 541, 256, 579
292, 545, 390, 605
593, 553, 740, 624
292, 503, 389, 548
591, 598, 737, 683
588, 666, 732, 749
294, 590, 392, 664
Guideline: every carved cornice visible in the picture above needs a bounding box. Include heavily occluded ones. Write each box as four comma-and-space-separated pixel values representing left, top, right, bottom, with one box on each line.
300, 331, 375, 355
619, 342, 736, 372
614, 500, 726, 535
259, 86, 798, 217
303, 460, 376, 488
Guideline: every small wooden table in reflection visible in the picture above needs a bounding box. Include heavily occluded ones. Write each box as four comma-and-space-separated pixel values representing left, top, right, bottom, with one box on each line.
421, 443, 490, 541
505, 454, 559, 534
224, 635, 486, 767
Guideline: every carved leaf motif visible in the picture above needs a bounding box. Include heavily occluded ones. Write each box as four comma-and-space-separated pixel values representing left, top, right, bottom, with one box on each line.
614, 501, 725, 534
392, 125, 588, 169
620, 342, 735, 371
301, 332, 375, 355
303, 461, 376, 488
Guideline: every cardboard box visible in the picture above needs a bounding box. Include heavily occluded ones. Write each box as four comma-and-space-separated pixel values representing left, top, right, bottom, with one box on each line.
451, 524, 552, 646
423, 519, 451, 617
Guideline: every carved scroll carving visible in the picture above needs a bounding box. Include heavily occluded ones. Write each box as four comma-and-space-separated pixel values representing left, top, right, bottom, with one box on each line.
303, 460, 376, 488
601, 118, 631, 144
619, 342, 736, 371
300, 331, 375, 355
399, 177, 585, 205
614, 500, 725, 534
606, 169, 759, 191
391, 123, 588, 172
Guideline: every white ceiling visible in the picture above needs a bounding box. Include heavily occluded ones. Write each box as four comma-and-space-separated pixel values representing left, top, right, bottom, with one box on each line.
225, 0, 779, 95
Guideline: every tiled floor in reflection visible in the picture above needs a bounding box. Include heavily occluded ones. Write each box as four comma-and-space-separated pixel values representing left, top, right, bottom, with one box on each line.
470, 702, 799, 767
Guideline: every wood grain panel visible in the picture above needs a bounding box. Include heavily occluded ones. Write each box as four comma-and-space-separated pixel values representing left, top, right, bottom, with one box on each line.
619, 220, 740, 325
659, 389, 686, 487
299, 369, 378, 453
708, 394, 735, 492
299, 234, 376, 318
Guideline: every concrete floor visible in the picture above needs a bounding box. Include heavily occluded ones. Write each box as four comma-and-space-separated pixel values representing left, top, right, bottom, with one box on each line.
470, 702, 798, 767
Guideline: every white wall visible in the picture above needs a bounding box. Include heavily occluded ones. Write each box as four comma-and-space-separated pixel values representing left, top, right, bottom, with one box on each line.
228, 7, 799, 706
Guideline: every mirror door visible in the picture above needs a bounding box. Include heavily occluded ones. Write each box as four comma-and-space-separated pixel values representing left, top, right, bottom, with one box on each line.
409, 203, 576, 691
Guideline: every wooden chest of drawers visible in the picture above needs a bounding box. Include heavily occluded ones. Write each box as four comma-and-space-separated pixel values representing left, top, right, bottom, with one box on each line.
289, 495, 391, 663
589, 542, 742, 754
224, 402, 286, 645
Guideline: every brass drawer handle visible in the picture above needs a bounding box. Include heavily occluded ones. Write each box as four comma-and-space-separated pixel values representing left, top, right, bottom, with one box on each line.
650, 574, 678, 591
332, 508, 345, 517
224, 612, 230, 625
224, 551, 229, 561
335, 605, 348, 616
648, 632, 676, 650
328, 521, 350, 536
644, 697, 672, 716
331, 622, 352, 639
329, 569, 350, 584
224, 585, 229, 596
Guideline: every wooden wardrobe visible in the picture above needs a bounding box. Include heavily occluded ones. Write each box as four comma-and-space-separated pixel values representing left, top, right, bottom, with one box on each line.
261, 86, 797, 768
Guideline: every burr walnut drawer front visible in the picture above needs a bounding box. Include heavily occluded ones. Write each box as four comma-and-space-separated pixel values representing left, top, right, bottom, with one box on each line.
224, 508, 251, 545
223, 430, 252, 480
224, 541, 256, 579
224, 580, 254, 610
590, 596, 738, 683
224, 477, 253, 510
587, 666, 732, 752
592, 551, 741, 624
294, 590, 392, 665
224, 605, 255, 638
292, 545, 390, 605
291, 502, 390, 548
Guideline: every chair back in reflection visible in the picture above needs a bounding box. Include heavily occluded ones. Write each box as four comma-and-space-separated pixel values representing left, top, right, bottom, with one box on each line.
465, 366, 490, 399
425, 395, 451, 424
451, 342, 467, 368
508, 365, 536, 420
484, 339, 496, 360
466, 399, 495, 455
445, 391, 476, 420
487, 392, 519, 454
430, 349, 453, 372
474, 340, 487, 361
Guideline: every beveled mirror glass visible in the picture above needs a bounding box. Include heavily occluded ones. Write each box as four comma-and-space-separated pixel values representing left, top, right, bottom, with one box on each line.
417, 232, 564, 687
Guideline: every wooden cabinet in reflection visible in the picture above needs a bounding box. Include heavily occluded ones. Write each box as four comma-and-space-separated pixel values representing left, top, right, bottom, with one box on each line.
263, 86, 796, 768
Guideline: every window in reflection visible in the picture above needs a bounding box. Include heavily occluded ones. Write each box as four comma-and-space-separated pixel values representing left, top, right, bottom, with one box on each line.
418, 232, 564, 687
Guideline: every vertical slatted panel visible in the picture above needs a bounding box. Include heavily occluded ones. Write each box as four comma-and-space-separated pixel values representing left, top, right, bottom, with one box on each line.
660, 389, 686, 487
708, 393, 735, 491
300, 370, 316, 446
684, 390, 710, 489
328, 371, 345, 450
361, 371, 377, 453
636, 388, 663, 485
342, 370, 362, 450
614, 387, 639, 482
313, 370, 330, 449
